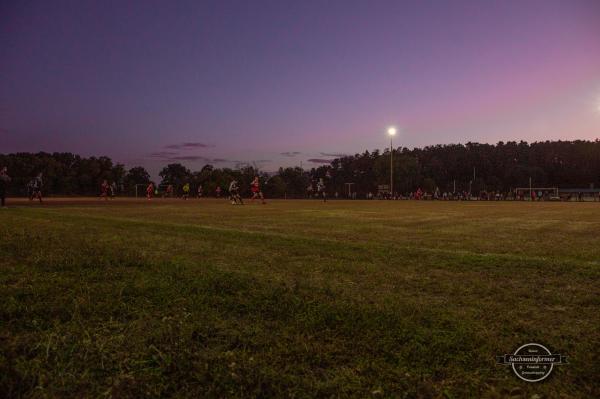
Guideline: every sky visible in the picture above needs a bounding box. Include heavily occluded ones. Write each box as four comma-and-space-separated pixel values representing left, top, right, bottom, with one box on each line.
1, 0, 600, 178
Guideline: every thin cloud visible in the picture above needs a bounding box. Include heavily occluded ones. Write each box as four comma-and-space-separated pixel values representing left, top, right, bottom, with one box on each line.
307, 158, 333, 164
146, 151, 232, 165
233, 160, 271, 169
165, 142, 214, 149
252, 160, 272, 168
280, 151, 301, 157
168, 155, 211, 162
235, 161, 250, 169
320, 152, 347, 158
149, 151, 179, 158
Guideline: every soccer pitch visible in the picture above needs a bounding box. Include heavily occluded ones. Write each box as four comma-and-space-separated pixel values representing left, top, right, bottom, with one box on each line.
1, 199, 598, 398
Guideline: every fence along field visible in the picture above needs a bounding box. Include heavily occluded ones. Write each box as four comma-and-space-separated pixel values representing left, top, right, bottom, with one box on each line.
0, 199, 598, 398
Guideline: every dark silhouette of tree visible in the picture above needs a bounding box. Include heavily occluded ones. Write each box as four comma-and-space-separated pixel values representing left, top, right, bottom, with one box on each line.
159, 163, 192, 188
2, 140, 600, 197
123, 166, 151, 194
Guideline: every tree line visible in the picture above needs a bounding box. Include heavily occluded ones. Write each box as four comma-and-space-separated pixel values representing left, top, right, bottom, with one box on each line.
1, 140, 599, 197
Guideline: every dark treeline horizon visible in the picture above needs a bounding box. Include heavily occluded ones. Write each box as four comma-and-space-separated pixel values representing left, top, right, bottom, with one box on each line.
1, 139, 600, 197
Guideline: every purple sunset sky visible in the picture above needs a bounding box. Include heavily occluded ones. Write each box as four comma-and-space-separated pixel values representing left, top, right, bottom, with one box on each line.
1, 0, 599, 179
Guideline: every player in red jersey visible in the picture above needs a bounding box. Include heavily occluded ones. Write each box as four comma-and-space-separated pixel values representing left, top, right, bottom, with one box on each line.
250, 177, 265, 204
165, 184, 174, 198
146, 182, 154, 200
100, 180, 109, 200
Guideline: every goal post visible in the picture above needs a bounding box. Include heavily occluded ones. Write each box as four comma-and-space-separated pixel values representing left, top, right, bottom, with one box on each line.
134, 184, 147, 198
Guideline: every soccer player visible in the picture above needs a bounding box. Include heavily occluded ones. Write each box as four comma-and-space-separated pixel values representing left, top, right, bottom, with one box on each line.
27, 179, 34, 200
229, 179, 243, 205
165, 184, 174, 198
306, 183, 314, 199
182, 183, 190, 200
250, 177, 266, 204
146, 182, 154, 200
110, 181, 117, 199
100, 180, 109, 200
215, 185, 222, 198
31, 173, 43, 203
316, 178, 327, 202
0, 167, 10, 208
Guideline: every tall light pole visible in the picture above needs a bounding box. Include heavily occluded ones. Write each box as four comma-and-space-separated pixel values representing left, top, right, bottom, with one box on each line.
387, 127, 397, 197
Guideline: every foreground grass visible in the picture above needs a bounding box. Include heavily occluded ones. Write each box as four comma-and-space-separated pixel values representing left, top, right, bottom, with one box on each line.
1, 199, 598, 398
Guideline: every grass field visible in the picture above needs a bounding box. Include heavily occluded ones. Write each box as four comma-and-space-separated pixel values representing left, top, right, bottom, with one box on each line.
1, 198, 598, 398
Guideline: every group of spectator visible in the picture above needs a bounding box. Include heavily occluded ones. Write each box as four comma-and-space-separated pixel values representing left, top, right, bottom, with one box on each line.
359, 188, 600, 201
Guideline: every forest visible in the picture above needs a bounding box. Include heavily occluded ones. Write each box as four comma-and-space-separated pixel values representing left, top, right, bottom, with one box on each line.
1, 140, 599, 197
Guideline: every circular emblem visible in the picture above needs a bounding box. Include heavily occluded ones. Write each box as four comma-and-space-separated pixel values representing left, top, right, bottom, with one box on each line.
511, 343, 553, 382
496, 342, 567, 382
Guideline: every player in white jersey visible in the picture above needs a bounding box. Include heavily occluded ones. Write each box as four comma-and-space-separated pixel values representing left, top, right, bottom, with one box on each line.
229, 180, 243, 205
317, 178, 327, 202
